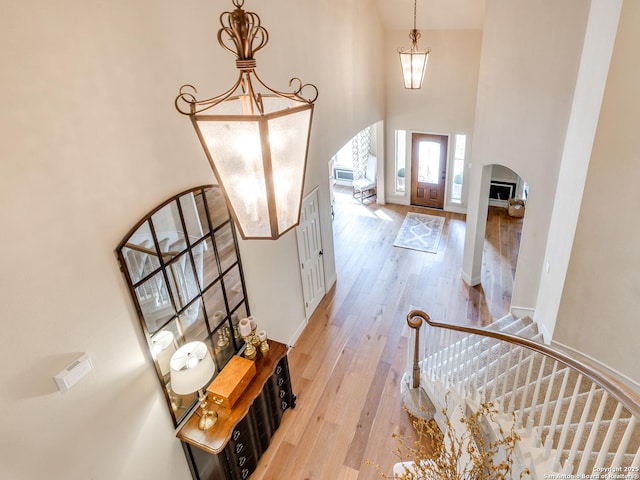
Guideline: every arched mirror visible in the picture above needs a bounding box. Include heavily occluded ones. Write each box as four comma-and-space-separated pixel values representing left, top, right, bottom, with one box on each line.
116, 185, 249, 426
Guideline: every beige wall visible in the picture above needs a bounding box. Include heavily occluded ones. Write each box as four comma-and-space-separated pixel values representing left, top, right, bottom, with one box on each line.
462, 0, 589, 313
554, 0, 640, 383
0, 0, 384, 478
384, 29, 482, 208
534, 0, 622, 341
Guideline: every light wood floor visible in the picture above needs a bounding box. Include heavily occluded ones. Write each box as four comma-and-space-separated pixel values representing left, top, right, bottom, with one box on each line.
253, 187, 523, 479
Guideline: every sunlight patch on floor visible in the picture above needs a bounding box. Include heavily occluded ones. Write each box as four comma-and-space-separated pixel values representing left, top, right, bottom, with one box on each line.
338, 202, 377, 218
374, 210, 393, 221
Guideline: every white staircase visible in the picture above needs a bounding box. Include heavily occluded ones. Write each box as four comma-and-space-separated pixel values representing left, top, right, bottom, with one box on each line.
403, 312, 640, 479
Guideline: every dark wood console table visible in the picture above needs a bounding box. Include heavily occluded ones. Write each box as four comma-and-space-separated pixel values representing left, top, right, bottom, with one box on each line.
177, 340, 295, 480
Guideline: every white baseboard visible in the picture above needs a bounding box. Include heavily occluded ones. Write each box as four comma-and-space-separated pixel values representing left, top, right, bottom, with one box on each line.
288, 317, 309, 347
461, 270, 481, 286
551, 340, 640, 393
325, 273, 337, 291
536, 319, 551, 344
385, 195, 410, 206
445, 204, 467, 214
510, 306, 535, 320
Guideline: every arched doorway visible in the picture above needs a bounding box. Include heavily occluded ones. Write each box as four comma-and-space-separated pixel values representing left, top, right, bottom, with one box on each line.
462, 164, 527, 319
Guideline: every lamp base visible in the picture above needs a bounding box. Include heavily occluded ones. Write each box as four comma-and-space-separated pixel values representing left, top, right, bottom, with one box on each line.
198, 409, 218, 430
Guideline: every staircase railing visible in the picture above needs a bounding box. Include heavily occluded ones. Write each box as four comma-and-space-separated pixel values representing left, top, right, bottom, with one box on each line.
405, 310, 640, 478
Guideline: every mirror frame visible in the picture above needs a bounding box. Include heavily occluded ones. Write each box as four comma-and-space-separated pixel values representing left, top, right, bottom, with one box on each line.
116, 185, 250, 427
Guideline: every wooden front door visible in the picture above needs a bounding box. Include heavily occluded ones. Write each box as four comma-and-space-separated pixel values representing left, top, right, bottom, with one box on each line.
410, 133, 448, 209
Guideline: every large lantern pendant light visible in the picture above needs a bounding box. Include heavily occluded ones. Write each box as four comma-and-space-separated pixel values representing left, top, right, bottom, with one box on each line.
175, 0, 318, 240
398, 0, 431, 89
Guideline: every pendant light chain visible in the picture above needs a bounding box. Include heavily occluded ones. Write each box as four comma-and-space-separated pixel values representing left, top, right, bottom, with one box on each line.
398, 0, 430, 89
413, 0, 417, 31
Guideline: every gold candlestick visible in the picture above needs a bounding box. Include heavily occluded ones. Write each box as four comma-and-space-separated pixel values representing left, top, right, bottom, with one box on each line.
239, 318, 257, 360
258, 330, 269, 355
243, 334, 257, 360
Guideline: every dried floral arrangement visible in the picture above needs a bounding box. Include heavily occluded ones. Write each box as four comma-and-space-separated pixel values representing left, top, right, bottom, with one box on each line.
374, 401, 530, 480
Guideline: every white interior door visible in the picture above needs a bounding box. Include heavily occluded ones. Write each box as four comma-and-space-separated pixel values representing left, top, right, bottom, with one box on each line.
296, 188, 326, 320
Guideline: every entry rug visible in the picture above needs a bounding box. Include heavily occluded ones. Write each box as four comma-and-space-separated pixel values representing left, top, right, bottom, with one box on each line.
393, 212, 445, 253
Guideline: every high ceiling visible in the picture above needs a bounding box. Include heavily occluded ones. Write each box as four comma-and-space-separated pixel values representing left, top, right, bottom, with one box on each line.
375, 0, 485, 31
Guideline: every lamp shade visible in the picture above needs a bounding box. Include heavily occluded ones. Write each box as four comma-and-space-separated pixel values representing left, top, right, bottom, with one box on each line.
152, 330, 176, 377
169, 341, 216, 395
399, 48, 430, 89
191, 95, 313, 239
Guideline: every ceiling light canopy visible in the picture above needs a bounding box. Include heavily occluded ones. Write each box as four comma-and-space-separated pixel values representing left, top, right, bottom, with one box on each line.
398, 0, 431, 89
175, 0, 318, 240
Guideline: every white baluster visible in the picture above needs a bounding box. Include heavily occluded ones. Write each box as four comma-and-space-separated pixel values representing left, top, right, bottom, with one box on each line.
611, 415, 637, 470
538, 361, 559, 439
429, 326, 437, 381
544, 434, 553, 460
437, 328, 446, 385
458, 334, 469, 398
452, 333, 461, 392
577, 390, 608, 475
482, 339, 492, 403
526, 416, 534, 438
518, 352, 535, 429
528, 354, 547, 429
439, 329, 447, 387
456, 334, 465, 394
502, 347, 524, 412
442, 330, 451, 388
562, 459, 573, 475
631, 443, 640, 469
593, 403, 623, 471
423, 324, 431, 380
500, 344, 515, 407
566, 383, 596, 475
491, 341, 502, 404
449, 331, 457, 389
431, 328, 438, 382
473, 335, 482, 403
463, 334, 473, 397
457, 334, 466, 397
447, 330, 456, 389
551, 372, 580, 471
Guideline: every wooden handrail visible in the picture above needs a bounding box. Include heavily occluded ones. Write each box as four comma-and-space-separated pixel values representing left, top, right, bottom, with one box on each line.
407, 310, 640, 419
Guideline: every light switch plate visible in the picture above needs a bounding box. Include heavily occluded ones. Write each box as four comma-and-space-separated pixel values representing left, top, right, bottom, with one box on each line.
54, 353, 93, 392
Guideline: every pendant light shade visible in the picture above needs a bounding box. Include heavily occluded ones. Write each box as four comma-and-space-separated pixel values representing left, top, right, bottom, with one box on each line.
398, 1, 431, 89
175, 0, 318, 240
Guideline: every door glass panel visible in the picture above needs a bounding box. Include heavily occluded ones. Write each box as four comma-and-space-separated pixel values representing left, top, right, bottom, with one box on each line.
418, 141, 440, 184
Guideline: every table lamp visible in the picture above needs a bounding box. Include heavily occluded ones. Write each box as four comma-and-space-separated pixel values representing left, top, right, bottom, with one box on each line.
170, 341, 217, 429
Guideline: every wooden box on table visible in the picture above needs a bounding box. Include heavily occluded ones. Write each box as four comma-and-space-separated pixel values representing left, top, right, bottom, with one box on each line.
207, 355, 256, 409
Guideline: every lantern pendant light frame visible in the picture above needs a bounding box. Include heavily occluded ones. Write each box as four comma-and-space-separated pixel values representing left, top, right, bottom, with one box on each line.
175, 0, 319, 240
398, 0, 431, 90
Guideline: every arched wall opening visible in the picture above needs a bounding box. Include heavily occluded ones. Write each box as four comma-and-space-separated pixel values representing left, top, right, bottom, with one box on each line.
462, 163, 528, 320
